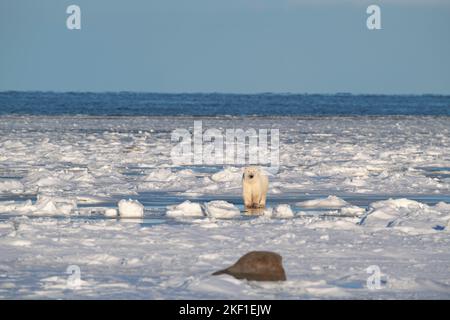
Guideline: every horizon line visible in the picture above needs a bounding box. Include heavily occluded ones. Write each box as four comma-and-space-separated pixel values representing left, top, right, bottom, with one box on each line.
1, 90, 450, 97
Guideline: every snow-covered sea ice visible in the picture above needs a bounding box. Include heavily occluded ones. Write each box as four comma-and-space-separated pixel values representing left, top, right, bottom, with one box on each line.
0, 115, 449, 299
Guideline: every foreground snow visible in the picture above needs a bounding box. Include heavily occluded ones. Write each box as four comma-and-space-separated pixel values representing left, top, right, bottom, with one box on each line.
0, 211, 449, 299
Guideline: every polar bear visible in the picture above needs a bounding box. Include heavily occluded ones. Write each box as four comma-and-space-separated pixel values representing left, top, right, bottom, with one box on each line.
242, 167, 269, 209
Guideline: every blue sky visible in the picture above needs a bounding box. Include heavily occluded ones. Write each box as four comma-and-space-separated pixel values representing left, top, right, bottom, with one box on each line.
1, 0, 449, 94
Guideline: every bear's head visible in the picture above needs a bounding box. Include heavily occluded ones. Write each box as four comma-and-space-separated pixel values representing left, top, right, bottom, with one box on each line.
243, 166, 261, 183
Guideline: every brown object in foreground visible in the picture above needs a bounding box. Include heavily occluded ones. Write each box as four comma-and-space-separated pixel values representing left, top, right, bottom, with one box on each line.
212, 251, 286, 281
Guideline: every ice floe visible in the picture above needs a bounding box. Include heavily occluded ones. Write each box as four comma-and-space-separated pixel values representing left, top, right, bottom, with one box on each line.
118, 199, 144, 218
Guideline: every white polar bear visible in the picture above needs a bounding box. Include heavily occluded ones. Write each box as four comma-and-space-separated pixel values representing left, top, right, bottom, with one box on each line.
242, 167, 269, 209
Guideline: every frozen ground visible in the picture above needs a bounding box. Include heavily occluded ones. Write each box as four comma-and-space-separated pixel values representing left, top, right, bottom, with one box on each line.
0, 115, 449, 299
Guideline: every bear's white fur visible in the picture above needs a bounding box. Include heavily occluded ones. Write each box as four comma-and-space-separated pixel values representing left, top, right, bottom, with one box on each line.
242, 167, 269, 209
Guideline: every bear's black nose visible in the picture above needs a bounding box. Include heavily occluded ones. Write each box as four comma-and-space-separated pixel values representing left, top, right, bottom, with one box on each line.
249, 174, 254, 179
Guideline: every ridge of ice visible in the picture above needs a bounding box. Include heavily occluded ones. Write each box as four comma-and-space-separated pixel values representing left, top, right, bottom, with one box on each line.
297, 196, 349, 208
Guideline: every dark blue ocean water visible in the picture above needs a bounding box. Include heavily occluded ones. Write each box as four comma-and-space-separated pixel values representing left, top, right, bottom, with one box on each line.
0, 92, 449, 116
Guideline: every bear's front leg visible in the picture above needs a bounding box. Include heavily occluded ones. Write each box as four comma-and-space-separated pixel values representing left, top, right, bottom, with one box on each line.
243, 195, 253, 209
258, 193, 267, 208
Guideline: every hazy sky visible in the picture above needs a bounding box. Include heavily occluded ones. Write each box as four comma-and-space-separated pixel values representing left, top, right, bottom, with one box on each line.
1, 0, 449, 94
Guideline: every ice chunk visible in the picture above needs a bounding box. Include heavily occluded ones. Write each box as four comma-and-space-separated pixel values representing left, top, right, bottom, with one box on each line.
118, 199, 144, 218
143, 169, 177, 181
273, 204, 294, 218
104, 208, 118, 217
33, 195, 77, 215
177, 169, 196, 177
261, 207, 274, 217
166, 200, 204, 217
339, 206, 365, 216
0, 195, 78, 215
0, 200, 34, 214
297, 196, 349, 208
211, 167, 242, 182
34, 197, 58, 214
205, 201, 240, 219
